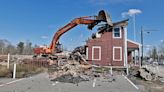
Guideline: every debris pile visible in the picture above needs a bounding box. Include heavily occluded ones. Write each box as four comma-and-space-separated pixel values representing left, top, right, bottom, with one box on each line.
139, 65, 164, 81
130, 65, 164, 81
51, 73, 89, 84
139, 68, 158, 81
129, 66, 164, 92
48, 60, 92, 84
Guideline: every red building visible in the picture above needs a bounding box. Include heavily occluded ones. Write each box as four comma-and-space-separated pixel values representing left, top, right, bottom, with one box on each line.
86, 19, 141, 67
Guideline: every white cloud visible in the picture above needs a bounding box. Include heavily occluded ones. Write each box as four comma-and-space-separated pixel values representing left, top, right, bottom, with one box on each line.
41, 36, 48, 39
122, 9, 142, 18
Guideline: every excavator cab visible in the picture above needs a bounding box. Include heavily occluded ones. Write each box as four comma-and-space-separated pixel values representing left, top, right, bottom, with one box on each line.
56, 42, 63, 53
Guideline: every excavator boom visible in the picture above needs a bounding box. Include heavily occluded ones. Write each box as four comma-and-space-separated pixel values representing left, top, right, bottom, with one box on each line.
49, 17, 99, 53
34, 10, 109, 55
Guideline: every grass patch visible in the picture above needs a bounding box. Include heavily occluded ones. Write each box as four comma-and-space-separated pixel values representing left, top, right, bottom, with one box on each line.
0, 63, 45, 78
0, 65, 11, 78
94, 67, 110, 73
14, 64, 45, 78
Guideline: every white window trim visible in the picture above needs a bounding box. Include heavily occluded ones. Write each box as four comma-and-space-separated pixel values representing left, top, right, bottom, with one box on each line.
113, 46, 122, 61
113, 27, 122, 39
86, 47, 88, 60
92, 46, 101, 61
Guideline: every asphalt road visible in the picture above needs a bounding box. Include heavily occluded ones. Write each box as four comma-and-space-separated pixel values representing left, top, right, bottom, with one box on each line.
0, 73, 139, 92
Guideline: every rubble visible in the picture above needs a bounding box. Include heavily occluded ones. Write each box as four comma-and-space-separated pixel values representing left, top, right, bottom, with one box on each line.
48, 55, 119, 84
48, 59, 92, 84
72, 46, 85, 54
72, 52, 89, 64
139, 68, 156, 81
129, 65, 164, 81
48, 50, 117, 84
51, 73, 89, 84
139, 65, 164, 81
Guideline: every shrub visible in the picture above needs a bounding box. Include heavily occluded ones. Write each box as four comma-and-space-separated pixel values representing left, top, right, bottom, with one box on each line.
0, 65, 11, 77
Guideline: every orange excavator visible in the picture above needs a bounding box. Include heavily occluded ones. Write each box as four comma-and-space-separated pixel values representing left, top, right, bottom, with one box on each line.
34, 10, 110, 56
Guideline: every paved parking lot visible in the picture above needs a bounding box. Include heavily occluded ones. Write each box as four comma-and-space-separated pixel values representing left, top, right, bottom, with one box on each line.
0, 73, 139, 92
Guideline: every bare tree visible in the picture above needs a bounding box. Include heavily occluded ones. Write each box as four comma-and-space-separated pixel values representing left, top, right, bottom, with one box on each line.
0, 39, 36, 55
23, 41, 33, 55
151, 46, 158, 61
0, 40, 5, 54
7, 44, 17, 54
158, 42, 164, 60
159, 42, 164, 54
17, 42, 24, 54
0, 39, 17, 54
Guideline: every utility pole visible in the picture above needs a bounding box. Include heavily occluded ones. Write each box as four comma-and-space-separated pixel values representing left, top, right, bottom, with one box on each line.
133, 14, 136, 41
140, 27, 158, 66
7, 53, 10, 69
141, 26, 143, 66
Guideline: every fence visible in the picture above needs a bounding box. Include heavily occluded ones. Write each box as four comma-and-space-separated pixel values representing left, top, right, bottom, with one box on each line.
0, 55, 50, 78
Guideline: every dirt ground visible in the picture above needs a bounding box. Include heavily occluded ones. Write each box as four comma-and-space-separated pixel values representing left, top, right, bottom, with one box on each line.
130, 74, 164, 92
138, 79, 164, 92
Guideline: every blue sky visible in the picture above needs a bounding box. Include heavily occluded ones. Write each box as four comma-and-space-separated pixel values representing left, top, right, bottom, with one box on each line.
0, 0, 163, 50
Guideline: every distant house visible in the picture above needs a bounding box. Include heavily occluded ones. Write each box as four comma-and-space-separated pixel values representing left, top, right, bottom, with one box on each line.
85, 19, 141, 67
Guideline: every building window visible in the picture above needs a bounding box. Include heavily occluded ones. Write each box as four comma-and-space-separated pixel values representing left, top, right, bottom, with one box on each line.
92, 46, 101, 60
113, 46, 122, 61
113, 27, 122, 38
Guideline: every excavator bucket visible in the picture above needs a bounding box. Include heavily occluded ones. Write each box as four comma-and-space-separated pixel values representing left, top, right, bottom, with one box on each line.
87, 10, 113, 30
97, 10, 113, 26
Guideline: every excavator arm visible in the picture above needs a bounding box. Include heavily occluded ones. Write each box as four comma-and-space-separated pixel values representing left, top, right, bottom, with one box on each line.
49, 16, 100, 53
34, 16, 99, 55
34, 10, 110, 55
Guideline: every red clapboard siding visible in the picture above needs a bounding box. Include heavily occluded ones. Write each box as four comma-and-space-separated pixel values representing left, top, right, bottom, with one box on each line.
114, 48, 121, 60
